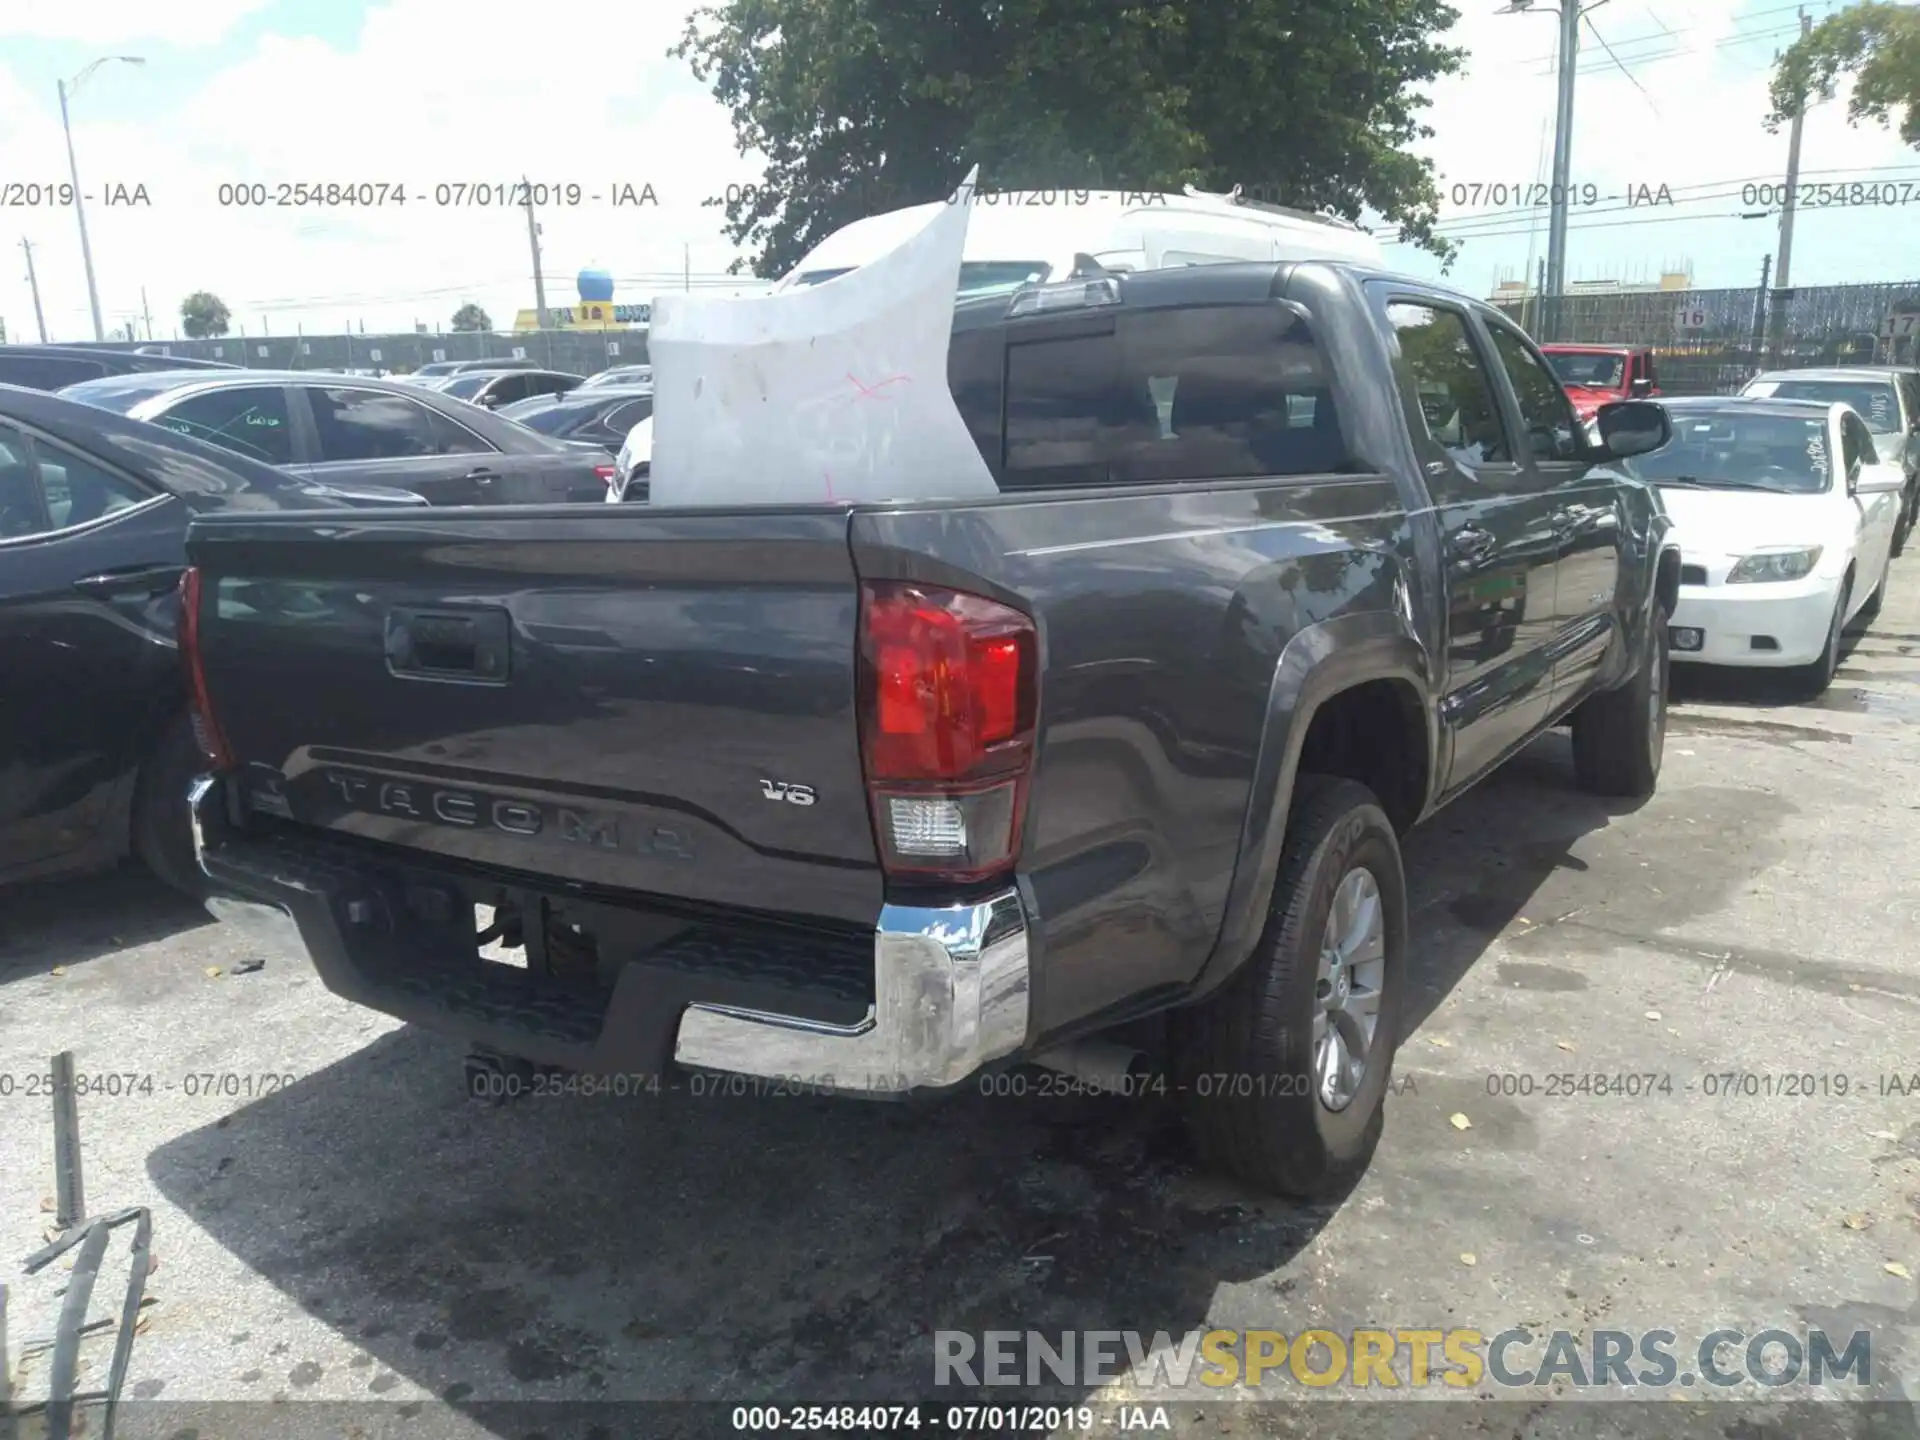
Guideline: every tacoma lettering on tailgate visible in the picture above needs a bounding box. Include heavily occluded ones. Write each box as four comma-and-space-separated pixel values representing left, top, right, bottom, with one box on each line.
321, 768, 695, 861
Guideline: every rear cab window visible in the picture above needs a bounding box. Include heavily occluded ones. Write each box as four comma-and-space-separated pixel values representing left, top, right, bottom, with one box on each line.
998, 302, 1353, 488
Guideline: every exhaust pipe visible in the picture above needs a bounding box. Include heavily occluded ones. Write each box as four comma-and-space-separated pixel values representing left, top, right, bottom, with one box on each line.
1028, 1039, 1150, 1094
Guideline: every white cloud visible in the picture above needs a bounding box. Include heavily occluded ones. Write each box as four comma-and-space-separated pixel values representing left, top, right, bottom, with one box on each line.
0, 0, 272, 46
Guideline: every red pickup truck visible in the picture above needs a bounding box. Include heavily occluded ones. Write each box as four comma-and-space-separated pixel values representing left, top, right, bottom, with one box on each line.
1541, 344, 1661, 420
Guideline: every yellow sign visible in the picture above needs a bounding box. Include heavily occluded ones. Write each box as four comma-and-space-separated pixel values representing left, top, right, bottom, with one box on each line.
512, 302, 651, 332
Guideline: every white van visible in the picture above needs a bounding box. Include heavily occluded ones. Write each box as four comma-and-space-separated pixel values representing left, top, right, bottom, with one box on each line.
774, 185, 1385, 295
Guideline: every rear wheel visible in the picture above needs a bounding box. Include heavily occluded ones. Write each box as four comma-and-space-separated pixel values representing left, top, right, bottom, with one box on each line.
1171, 776, 1407, 1198
132, 714, 206, 901
1570, 601, 1668, 798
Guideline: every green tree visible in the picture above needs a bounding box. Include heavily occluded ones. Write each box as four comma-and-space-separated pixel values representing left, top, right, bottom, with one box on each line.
674, 0, 1466, 278
1768, 1, 1920, 145
451, 302, 493, 332
179, 290, 230, 339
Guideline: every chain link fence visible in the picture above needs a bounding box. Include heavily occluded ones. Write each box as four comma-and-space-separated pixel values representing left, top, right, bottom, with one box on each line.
1498, 280, 1920, 394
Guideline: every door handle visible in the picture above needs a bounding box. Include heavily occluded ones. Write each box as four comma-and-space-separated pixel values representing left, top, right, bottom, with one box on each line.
72, 563, 185, 598
1449, 524, 1497, 559
464, 467, 499, 485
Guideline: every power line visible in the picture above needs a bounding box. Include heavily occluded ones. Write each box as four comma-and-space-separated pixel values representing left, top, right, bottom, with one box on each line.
1582, 13, 1661, 113
1432, 163, 1920, 230
1510, 2, 1821, 69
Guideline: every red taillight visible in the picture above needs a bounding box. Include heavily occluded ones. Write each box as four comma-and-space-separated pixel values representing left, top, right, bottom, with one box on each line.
177, 566, 234, 771
858, 581, 1036, 884
594, 464, 616, 488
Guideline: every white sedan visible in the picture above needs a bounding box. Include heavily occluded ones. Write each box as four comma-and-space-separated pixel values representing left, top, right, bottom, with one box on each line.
608, 414, 651, 503
1642, 396, 1904, 691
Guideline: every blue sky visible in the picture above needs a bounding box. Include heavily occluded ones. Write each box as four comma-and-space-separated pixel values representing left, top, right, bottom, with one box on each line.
1, 0, 1915, 342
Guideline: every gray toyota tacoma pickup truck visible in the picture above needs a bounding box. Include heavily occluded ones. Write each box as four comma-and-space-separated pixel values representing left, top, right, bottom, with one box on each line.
179, 261, 1680, 1197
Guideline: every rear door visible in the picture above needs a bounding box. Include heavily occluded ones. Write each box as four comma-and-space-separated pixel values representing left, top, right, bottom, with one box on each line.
297, 384, 502, 503
1481, 315, 1624, 715
1379, 293, 1560, 793
0, 419, 185, 876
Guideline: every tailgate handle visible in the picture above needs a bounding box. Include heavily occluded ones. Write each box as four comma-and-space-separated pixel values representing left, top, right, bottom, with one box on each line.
385, 607, 510, 683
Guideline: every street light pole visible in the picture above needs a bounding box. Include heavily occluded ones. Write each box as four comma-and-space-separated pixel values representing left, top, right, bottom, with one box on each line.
58, 56, 145, 344
1543, 0, 1581, 342
1503, 0, 1607, 343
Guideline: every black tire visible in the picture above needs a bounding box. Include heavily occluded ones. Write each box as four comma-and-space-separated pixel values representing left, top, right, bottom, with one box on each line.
1170, 775, 1408, 1199
1857, 573, 1885, 625
132, 714, 206, 901
1570, 601, 1668, 798
1791, 576, 1850, 697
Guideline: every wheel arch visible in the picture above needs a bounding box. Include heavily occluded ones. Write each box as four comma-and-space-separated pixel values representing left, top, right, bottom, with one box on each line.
1184, 609, 1436, 1005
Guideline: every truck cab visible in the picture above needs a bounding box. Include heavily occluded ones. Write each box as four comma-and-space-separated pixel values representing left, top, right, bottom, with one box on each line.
1541, 344, 1661, 421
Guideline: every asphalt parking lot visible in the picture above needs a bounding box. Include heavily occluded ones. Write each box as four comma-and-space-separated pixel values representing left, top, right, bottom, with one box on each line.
4, 563, 1920, 1440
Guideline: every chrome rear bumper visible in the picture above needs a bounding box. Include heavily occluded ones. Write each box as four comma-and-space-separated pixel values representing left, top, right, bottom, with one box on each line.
190, 775, 1031, 1096
672, 891, 1030, 1095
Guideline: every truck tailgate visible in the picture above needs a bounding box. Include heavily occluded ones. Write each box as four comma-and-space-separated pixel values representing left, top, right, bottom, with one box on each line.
186, 506, 883, 926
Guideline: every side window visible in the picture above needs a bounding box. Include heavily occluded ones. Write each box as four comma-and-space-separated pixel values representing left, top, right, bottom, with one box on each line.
487, 375, 532, 406
309, 388, 488, 461
1642, 351, 1659, 389
0, 422, 151, 540
1385, 301, 1511, 474
604, 397, 652, 432
0, 355, 108, 390
531, 375, 575, 398
1002, 304, 1351, 488
152, 386, 296, 466
1486, 322, 1583, 462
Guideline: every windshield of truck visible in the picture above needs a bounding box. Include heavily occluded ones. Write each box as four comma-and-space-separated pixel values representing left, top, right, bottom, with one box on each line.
1546, 351, 1627, 388
1636, 407, 1833, 493
1748, 377, 1900, 434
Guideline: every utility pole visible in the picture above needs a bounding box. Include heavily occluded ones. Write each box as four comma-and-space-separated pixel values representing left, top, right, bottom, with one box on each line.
1543, 0, 1581, 343
523, 175, 549, 329
140, 285, 152, 341
1769, 9, 1813, 366
1749, 252, 1772, 369
21, 238, 48, 342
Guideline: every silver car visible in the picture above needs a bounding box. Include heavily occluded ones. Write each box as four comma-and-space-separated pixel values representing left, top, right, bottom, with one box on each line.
1742, 366, 1920, 554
